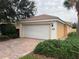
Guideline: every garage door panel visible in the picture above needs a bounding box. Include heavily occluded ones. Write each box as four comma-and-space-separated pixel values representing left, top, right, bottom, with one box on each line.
22, 25, 49, 39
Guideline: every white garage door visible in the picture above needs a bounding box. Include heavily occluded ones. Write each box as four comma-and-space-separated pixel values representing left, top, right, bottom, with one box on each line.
22, 24, 49, 39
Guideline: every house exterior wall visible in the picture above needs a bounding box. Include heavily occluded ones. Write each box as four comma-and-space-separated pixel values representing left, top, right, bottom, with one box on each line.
19, 18, 58, 39
19, 20, 72, 39
16, 24, 24, 37
57, 22, 65, 39
57, 22, 72, 39
19, 22, 57, 39
19, 24, 24, 37
67, 26, 72, 34
64, 25, 68, 37
15, 24, 20, 29
51, 22, 57, 39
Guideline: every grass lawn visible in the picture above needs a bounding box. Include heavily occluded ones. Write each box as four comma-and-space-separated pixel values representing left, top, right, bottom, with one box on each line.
19, 53, 55, 59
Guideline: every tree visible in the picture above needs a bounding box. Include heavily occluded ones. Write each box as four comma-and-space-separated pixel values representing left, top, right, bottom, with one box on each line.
0, 0, 36, 39
64, 0, 79, 35
72, 23, 77, 29
0, 0, 36, 23
0, 24, 17, 38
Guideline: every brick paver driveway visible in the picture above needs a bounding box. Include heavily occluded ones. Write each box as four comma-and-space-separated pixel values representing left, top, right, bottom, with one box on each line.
0, 38, 41, 59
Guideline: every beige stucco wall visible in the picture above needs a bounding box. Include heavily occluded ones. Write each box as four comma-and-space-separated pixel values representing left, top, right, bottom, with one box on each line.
16, 21, 72, 39
57, 22, 65, 39
57, 22, 72, 39
66, 25, 72, 34
51, 22, 57, 39
16, 24, 20, 29
15, 24, 23, 37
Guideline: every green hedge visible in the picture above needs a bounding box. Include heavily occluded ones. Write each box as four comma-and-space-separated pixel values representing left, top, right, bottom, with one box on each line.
34, 32, 79, 59
0, 24, 17, 39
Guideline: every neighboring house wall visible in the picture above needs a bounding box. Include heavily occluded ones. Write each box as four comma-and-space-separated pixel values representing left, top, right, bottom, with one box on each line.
72, 29, 76, 32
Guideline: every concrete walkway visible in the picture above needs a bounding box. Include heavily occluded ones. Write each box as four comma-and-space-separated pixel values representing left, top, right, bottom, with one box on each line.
0, 38, 41, 59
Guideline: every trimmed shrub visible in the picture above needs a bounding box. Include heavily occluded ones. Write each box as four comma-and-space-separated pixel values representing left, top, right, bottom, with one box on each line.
34, 40, 62, 57
68, 32, 77, 37
0, 24, 17, 39
34, 32, 79, 59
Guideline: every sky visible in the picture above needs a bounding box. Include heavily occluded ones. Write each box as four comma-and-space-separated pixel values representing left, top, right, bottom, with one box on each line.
32, 0, 78, 23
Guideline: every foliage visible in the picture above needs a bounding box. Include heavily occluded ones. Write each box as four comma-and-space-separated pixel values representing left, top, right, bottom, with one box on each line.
72, 23, 77, 29
64, 0, 72, 9
0, 0, 36, 40
67, 32, 77, 37
34, 32, 79, 59
0, 0, 36, 23
34, 40, 61, 57
64, 0, 79, 35
64, 0, 76, 9
0, 24, 17, 39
